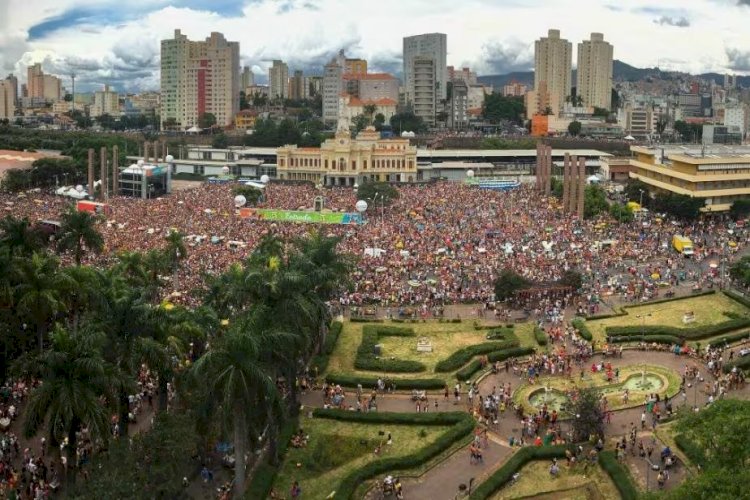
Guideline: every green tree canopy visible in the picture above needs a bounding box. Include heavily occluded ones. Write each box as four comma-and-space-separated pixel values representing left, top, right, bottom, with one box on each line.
570, 387, 605, 442
56, 206, 104, 265
212, 132, 229, 149
729, 256, 750, 287
355, 182, 399, 207
482, 94, 525, 124
493, 268, 531, 301
558, 269, 583, 291
198, 112, 217, 129
568, 120, 582, 136
652, 193, 704, 220
583, 185, 608, 219
729, 198, 750, 219
389, 112, 427, 135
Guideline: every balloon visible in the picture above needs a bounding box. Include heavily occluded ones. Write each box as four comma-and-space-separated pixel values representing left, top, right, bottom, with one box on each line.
75, 185, 84, 192
355, 200, 368, 213
260, 175, 270, 184
234, 195, 247, 207
165, 154, 174, 163
222, 166, 230, 175
466, 170, 475, 178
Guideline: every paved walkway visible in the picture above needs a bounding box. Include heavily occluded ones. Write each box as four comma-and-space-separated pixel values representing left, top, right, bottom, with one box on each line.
302, 348, 750, 499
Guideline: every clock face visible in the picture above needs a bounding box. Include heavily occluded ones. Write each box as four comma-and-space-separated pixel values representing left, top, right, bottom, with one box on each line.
339, 140, 346, 145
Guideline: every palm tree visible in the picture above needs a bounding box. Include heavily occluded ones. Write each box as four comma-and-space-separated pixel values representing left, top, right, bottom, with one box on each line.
56, 207, 104, 265
13, 253, 75, 353
164, 230, 187, 290
0, 216, 45, 255
22, 326, 117, 485
192, 321, 285, 498
61, 265, 105, 334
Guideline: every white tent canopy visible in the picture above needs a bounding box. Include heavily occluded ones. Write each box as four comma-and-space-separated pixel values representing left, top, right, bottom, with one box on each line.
624, 135, 636, 141
186, 126, 202, 133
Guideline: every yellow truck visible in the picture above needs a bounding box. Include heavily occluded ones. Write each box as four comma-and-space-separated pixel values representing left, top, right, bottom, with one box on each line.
672, 235, 694, 256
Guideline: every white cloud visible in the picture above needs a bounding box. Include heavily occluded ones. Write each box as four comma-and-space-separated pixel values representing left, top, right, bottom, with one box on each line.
2, 0, 750, 92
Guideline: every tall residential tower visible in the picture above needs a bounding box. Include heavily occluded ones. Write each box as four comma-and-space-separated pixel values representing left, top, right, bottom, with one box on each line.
160, 29, 240, 129
403, 33, 447, 125
268, 60, 289, 100
533, 29, 572, 115
576, 33, 613, 110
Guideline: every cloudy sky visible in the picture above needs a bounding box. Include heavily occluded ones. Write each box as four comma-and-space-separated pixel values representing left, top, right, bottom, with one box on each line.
2, 0, 750, 92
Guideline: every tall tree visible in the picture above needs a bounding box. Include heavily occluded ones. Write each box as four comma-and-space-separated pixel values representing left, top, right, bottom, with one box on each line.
56, 207, 104, 265
0, 216, 46, 255
22, 326, 117, 485
164, 230, 187, 290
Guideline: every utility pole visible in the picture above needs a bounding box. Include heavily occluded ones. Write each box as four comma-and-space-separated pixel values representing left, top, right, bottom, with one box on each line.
71, 72, 76, 112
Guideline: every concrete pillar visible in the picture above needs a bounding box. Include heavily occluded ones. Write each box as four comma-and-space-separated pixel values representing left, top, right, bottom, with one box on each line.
112, 145, 119, 197
153, 140, 160, 162
100, 146, 107, 201
544, 145, 552, 196
577, 156, 586, 216
87, 149, 95, 196
143, 142, 150, 163
535, 142, 542, 191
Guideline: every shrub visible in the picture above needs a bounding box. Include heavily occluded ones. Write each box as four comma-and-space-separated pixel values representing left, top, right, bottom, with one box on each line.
722, 354, 750, 373
724, 289, 750, 309
605, 317, 750, 340
533, 326, 548, 346
599, 450, 638, 500
313, 410, 475, 499
350, 317, 384, 323
469, 445, 568, 499
246, 416, 299, 499
673, 433, 707, 468
325, 373, 446, 390
708, 329, 750, 348
609, 334, 682, 345
456, 347, 535, 381
571, 318, 593, 341
586, 309, 627, 320
434, 339, 519, 372
355, 325, 426, 373
485, 327, 515, 340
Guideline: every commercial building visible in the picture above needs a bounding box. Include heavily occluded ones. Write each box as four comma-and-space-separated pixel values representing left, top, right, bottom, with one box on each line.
629, 145, 750, 212
322, 54, 344, 125
4, 75, 18, 106
703, 125, 742, 145
160, 29, 240, 129
306, 76, 323, 98
0, 81, 15, 119
91, 85, 120, 117
51, 100, 72, 115
268, 60, 289, 100
576, 33, 613, 110
234, 110, 258, 130
338, 95, 397, 125
403, 33, 447, 122
619, 105, 659, 138
129, 92, 160, 112
724, 105, 747, 137
277, 126, 418, 185
533, 29, 572, 116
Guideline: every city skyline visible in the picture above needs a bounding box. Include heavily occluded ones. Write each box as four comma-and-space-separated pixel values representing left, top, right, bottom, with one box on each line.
2, 0, 750, 92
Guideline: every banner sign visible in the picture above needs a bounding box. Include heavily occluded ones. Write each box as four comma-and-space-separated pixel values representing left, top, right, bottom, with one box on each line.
240, 209, 362, 224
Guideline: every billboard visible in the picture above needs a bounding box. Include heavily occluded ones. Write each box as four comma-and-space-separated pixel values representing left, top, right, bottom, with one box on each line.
239, 208, 361, 224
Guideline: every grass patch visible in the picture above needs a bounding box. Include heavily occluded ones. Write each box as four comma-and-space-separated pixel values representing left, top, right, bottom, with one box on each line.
490, 457, 620, 500
271, 413, 453, 499
585, 293, 749, 345
435, 338, 518, 372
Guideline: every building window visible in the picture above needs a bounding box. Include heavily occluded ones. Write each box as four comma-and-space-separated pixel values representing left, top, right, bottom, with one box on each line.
363, 160, 367, 170
352, 160, 357, 169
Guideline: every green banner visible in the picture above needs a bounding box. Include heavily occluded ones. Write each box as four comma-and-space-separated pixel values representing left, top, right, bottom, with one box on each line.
255, 209, 358, 224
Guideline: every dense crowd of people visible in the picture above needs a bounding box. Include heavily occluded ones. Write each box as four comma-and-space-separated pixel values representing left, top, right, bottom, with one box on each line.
2, 180, 744, 312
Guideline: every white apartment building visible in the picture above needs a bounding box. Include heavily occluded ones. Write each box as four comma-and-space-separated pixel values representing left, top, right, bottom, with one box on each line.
576, 33, 613, 110
0, 81, 15, 119
411, 57, 436, 126
403, 33, 447, 119
91, 85, 120, 117
160, 29, 240, 129
241, 66, 255, 88
323, 55, 344, 125
724, 105, 748, 137
268, 60, 289, 100
533, 29, 572, 116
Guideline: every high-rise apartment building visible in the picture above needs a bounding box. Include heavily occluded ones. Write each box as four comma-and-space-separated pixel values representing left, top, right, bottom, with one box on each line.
26, 63, 62, 101
289, 70, 306, 100
5, 75, 18, 106
447, 66, 477, 86
241, 66, 255, 88
269, 60, 289, 100
91, 85, 120, 117
533, 29, 572, 116
576, 33, 613, 110
323, 55, 344, 125
344, 58, 367, 75
411, 57, 436, 126
160, 29, 240, 129
403, 33, 446, 125
306, 76, 323, 98
0, 81, 15, 119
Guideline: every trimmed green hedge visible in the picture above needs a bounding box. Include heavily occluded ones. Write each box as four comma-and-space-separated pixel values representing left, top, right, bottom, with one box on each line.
571, 319, 593, 341
325, 372, 446, 390
599, 450, 638, 500
708, 329, 750, 348
355, 325, 426, 373
245, 416, 299, 499
673, 433, 708, 468
469, 445, 568, 499
485, 327, 515, 339
609, 334, 682, 345
456, 347, 535, 381
435, 339, 519, 372
350, 317, 384, 323
724, 289, 750, 310
605, 316, 750, 341
534, 326, 548, 346
586, 309, 627, 320
311, 321, 344, 373
722, 354, 750, 373
311, 409, 474, 499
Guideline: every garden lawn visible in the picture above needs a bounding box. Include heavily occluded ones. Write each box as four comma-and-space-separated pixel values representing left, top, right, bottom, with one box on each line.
513, 322, 539, 350
326, 321, 515, 383
272, 415, 450, 499
586, 294, 748, 345
490, 459, 619, 499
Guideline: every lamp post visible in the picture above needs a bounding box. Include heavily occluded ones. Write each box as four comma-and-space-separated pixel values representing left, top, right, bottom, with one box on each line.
356, 199, 368, 225
635, 313, 652, 337
639, 189, 644, 208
